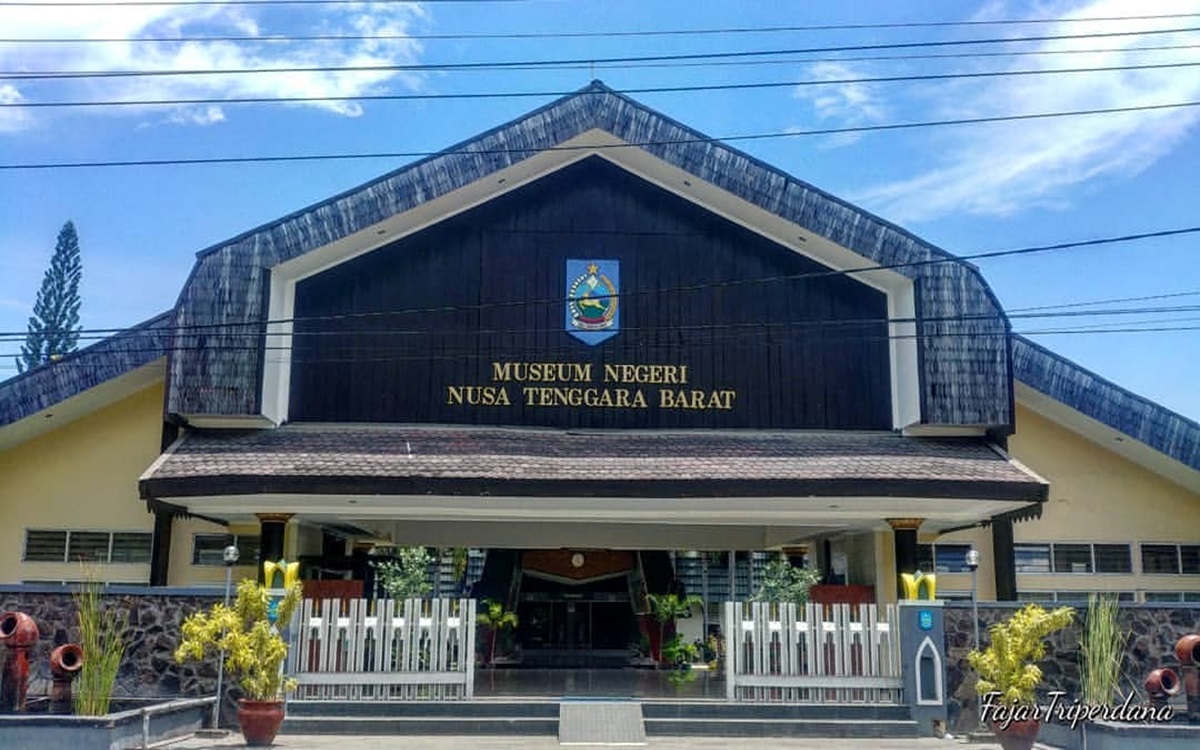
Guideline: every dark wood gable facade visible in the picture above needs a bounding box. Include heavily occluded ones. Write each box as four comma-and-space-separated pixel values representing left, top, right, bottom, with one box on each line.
289, 157, 892, 429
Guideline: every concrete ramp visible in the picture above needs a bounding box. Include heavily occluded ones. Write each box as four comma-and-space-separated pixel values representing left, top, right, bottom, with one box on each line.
558, 701, 647, 746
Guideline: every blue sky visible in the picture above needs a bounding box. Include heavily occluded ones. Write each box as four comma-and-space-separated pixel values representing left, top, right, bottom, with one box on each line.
0, 0, 1197, 420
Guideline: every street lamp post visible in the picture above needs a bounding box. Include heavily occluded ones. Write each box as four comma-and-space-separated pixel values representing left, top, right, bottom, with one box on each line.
965, 548, 981, 653
212, 544, 239, 729
965, 547, 981, 728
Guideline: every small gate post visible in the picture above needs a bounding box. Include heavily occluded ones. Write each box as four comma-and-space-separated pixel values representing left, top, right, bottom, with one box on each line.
898, 600, 948, 736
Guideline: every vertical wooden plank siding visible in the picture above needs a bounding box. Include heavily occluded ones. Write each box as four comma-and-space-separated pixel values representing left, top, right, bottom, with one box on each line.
288, 598, 476, 701
723, 601, 903, 703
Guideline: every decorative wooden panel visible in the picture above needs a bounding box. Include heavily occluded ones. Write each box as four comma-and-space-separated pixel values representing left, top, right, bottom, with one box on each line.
290, 157, 892, 429
521, 549, 634, 582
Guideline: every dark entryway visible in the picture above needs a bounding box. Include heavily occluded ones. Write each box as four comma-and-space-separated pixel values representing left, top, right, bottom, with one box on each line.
517, 573, 636, 666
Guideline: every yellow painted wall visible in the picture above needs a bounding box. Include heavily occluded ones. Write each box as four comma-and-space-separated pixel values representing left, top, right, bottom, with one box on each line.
0, 382, 267, 587
168, 517, 262, 587
935, 402, 1200, 601
0, 383, 164, 584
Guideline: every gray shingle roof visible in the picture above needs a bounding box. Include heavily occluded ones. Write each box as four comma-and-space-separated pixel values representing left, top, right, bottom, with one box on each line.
139, 425, 1047, 502
0, 311, 172, 427
1013, 335, 1200, 471
167, 80, 1010, 428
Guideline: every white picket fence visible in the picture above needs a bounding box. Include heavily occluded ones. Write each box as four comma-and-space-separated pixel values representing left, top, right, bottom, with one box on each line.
287, 598, 476, 700
723, 601, 903, 704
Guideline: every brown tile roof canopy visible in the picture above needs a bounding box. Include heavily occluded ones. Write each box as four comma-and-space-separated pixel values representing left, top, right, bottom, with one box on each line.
139, 425, 1048, 503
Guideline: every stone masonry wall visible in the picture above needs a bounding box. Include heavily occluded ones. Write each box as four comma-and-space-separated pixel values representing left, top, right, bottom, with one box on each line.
0, 587, 237, 719
944, 602, 1200, 734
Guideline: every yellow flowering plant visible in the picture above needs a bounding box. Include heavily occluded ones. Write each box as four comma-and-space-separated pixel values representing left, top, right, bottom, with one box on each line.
968, 604, 1075, 706
174, 579, 303, 701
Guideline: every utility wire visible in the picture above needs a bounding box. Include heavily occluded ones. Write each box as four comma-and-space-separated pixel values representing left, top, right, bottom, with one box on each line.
7, 26, 1199, 80
591, 43, 1200, 72
11, 61, 1200, 109
5, 12, 1200, 43
1008, 290, 1200, 313
1, 226, 1195, 339
2, 323, 1197, 371
3, 305, 1198, 348
4, 100, 1198, 170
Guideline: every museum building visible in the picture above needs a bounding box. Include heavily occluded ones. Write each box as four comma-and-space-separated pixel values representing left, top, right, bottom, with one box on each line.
1, 83, 1197, 653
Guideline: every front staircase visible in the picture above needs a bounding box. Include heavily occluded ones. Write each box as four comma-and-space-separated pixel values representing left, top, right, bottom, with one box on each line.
282, 699, 919, 739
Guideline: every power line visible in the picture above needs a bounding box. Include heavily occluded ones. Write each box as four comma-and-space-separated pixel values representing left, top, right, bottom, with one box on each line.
5, 13, 1199, 44
4, 304, 1199, 348
592, 43, 1200, 72
7, 26, 1199, 80
11, 61, 1200, 109
1, 226, 1195, 339
2, 323, 1196, 373
4, 100, 1198, 170
1007, 290, 1200, 313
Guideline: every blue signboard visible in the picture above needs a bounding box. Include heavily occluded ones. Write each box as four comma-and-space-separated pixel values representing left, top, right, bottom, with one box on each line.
918, 610, 934, 631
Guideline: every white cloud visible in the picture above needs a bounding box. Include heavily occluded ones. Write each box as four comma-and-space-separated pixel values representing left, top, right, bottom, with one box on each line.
793, 61, 890, 148
0, 84, 33, 132
851, 0, 1200, 222
0, 1, 427, 133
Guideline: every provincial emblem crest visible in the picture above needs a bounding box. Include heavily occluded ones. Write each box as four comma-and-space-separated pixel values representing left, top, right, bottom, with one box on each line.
565, 259, 619, 345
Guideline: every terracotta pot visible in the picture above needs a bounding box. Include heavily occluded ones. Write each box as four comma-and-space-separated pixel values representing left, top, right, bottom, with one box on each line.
0, 612, 39, 648
990, 718, 1041, 750
238, 699, 285, 747
1146, 667, 1181, 697
1175, 633, 1200, 666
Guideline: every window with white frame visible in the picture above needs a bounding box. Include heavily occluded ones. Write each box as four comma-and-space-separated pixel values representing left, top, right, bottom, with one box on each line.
192, 534, 261, 566
1014, 543, 1131, 574
915, 543, 975, 573
23, 529, 152, 564
1141, 544, 1200, 575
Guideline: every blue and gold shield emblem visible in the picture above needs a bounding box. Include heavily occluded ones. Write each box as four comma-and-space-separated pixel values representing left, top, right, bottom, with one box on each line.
565, 259, 619, 345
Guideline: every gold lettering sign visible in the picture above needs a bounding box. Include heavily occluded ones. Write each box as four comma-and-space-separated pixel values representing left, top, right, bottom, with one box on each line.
444, 361, 737, 411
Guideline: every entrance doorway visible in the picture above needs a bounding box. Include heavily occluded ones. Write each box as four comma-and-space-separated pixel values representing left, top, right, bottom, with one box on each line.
516, 568, 636, 667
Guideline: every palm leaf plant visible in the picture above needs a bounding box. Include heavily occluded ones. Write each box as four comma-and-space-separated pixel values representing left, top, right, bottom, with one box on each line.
476, 599, 519, 666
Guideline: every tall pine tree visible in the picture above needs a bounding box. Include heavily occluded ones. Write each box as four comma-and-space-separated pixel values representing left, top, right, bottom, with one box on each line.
18, 221, 82, 373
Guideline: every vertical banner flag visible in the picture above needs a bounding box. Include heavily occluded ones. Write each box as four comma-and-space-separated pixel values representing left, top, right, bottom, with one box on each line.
565, 259, 620, 346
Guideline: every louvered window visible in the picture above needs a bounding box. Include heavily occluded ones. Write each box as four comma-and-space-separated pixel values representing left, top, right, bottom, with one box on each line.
24, 530, 68, 562
23, 530, 153, 564
110, 533, 153, 563
68, 532, 111, 562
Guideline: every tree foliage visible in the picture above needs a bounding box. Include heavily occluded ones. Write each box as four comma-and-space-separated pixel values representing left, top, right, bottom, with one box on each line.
18, 221, 82, 373
174, 579, 303, 701
968, 604, 1075, 706
371, 546, 434, 600
752, 556, 821, 605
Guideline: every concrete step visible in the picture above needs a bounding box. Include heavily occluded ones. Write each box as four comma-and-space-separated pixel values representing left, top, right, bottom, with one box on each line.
283, 699, 918, 739
644, 717, 921, 738
641, 701, 911, 721
282, 715, 558, 736
559, 702, 646, 745
286, 699, 558, 718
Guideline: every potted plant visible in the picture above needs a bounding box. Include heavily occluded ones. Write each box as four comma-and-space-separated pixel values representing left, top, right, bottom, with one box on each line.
645, 592, 702, 668
476, 599, 519, 667
968, 603, 1075, 750
175, 579, 303, 747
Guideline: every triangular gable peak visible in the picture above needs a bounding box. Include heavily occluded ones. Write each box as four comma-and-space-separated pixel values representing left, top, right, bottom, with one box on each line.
167, 81, 1011, 431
